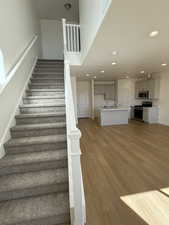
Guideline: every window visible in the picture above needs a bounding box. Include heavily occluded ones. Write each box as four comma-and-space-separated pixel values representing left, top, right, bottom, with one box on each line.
0, 49, 5, 85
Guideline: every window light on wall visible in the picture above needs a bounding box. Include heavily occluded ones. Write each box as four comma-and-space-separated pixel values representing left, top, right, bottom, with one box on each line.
0, 49, 5, 85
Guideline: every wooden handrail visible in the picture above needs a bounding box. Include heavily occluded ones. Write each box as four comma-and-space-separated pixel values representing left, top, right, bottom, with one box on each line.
0, 35, 38, 95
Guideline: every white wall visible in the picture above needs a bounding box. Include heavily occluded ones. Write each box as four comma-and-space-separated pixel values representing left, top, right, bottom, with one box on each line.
157, 70, 169, 126
40, 19, 63, 60
0, 0, 40, 75
79, 0, 112, 62
0, 0, 40, 157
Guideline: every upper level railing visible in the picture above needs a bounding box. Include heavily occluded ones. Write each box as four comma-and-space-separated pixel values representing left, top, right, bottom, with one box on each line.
62, 18, 86, 225
64, 22, 81, 53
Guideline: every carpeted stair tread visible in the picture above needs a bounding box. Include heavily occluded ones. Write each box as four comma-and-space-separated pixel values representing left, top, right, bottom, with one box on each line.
28, 89, 64, 92
20, 103, 65, 108
16, 112, 66, 119
0, 168, 68, 194
31, 78, 64, 80
29, 83, 64, 86
33, 72, 64, 75
0, 192, 70, 225
0, 149, 67, 168
24, 96, 65, 99
5, 135, 66, 147
37, 59, 64, 62
11, 122, 66, 131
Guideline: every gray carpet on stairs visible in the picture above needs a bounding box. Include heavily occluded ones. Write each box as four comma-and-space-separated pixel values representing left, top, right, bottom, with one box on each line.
0, 59, 70, 225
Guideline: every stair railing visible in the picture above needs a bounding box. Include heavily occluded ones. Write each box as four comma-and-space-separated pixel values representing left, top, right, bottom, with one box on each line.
63, 19, 81, 53
62, 18, 86, 225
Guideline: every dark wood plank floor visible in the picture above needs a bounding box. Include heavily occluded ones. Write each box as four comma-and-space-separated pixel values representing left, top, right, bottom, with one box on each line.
79, 119, 169, 225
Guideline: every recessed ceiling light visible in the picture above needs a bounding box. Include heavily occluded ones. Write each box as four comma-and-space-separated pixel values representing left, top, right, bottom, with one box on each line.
126, 76, 129, 79
149, 30, 159, 38
161, 63, 167, 66
100, 70, 105, 73
112, 51, 118, 55
112, 61, 117, 65
140, 70, 145, 74
86, 74, 90, 77
94, 76, 97, 79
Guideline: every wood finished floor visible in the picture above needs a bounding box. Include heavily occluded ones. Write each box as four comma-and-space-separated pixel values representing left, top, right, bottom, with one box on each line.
79, 119, 169, 225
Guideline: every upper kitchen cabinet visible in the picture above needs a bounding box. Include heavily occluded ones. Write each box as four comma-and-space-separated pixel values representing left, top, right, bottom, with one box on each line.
94, 81, 116, 100
147, 79, 160, 99
135, 78, 160, 100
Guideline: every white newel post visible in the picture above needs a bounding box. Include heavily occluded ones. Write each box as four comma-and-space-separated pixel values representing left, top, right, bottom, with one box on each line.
69, 129, 84, 225
62, 18, 67, 54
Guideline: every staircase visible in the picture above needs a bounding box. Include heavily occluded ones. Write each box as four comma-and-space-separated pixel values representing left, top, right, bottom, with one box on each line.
0, 59, 70, 225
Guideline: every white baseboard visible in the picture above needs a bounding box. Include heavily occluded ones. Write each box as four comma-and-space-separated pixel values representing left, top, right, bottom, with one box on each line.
158, 122, 169, 126
0, 56, 38, 159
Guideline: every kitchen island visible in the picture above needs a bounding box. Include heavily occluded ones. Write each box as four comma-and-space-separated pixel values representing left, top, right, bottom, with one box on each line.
99, 107, 129, 126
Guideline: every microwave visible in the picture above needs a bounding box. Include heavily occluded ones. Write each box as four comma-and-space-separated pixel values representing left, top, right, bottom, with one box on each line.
138, 91, 149, 99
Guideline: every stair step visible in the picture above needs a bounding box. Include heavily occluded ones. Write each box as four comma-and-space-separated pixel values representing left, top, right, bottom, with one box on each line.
0, 168, 68, 201
33, 71, 64, 75
34, 68, 64, 71
29, 83, 64, 89
38, 59, 64, 63
20, 103, 65, 114
34, 70, 64, 74
33, 75, 64, 79
11, 122, 66, 138
5, 135, 67, 154
31, 78, 64, 84
0, 192, 70, 225
36, 63, 64, 67
23, 96, 65, 104
0, 149, 67, 176
15, 112, 66, 125
26, 90, 64, 96
28, 88, 64, 92
36, 61, 64, 65
35, 66, 64, 70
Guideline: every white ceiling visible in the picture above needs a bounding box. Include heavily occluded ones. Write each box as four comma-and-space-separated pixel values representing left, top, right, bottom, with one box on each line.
73, 0, 169, 80
35, 0, 79, 22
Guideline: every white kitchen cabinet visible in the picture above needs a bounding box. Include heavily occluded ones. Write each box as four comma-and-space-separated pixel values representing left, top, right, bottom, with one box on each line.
94, 84, 115, 100
135, 79, 160, 99
143, 107, 159, 124
149, 79, 160, 99
135, 81, 146, 98
130, 106, 135, 119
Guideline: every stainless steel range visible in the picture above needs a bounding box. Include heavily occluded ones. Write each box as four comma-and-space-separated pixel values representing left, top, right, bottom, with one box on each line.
134, 101, 152, 121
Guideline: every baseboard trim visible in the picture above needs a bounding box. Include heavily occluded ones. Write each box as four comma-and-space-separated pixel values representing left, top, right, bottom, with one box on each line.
0, 56, 38, 159
158, 122, 169, 127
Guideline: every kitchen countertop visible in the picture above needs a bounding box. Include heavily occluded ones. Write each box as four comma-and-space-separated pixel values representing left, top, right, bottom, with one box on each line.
100, 107, 130, 112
